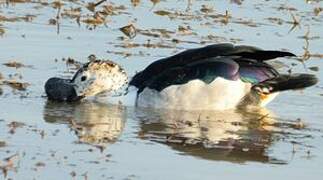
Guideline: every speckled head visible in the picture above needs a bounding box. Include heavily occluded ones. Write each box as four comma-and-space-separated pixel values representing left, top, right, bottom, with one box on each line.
71, 60, 128, 98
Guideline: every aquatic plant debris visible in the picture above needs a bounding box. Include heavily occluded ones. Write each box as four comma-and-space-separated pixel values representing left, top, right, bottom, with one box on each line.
0, 141, 6, 148
119, 24, 137, 39
2, 80, 29, 91
3, 61, 32, 69
0, 154, 19, 178
7, 121, 26, 134
0, 27, 4, 36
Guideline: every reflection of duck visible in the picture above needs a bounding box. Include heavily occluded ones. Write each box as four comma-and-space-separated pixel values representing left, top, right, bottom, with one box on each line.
43, 101, 126, 147
135, 107, 286, 164
45, 43, 317, 110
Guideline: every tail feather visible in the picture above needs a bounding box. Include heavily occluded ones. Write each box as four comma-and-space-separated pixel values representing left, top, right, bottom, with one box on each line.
253, 73, 318, 93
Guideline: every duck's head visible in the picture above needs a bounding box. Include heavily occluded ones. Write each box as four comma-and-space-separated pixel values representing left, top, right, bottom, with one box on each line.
71, 60, 128, 97
45, 60, 128, 102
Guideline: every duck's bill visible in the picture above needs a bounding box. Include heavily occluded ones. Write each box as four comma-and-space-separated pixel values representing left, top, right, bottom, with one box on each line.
45, 77, 84, 102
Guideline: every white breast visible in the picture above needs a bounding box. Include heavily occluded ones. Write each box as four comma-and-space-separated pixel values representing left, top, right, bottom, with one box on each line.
137, 77, 252, 110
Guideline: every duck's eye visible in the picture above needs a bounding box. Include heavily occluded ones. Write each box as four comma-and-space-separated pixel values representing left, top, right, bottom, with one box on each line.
81, 76, 87, 81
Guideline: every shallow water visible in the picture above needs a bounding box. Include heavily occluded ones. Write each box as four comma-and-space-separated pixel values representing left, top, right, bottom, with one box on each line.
0, 0, 323, 179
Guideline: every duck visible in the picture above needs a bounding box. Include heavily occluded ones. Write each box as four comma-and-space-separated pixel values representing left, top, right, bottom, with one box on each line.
45, 43, 318, 110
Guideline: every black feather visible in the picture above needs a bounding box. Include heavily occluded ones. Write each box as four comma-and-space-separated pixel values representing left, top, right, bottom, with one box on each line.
130, 43, 293, 92
252, 74, 318, 93
145, 58, 240, 91
231, 51, 296, 61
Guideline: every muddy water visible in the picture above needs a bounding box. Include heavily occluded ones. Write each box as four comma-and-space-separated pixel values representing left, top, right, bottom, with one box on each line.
0, 0, 323, 179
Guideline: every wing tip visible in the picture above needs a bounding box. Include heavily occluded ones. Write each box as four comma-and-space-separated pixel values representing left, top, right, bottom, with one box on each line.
253, 73, 318, 93
279, 51, 297, 57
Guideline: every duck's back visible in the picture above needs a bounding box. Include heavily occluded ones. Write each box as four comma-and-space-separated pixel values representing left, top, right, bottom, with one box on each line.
129, 43, 316, 110
130, 43, 293, 92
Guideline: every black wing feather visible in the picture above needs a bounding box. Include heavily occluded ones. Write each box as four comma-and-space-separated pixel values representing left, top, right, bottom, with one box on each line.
253, 74, 318, 93
144, 58, 240, 91
130, 43, 295, 92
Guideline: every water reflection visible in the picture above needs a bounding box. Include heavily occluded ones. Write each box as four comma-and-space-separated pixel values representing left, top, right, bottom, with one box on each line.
135, 107, 286, 164
43, 100, 310, 164
43, 101, 126, 148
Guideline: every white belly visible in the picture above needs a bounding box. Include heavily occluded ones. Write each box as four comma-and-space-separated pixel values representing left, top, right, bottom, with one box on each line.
137, 77, 252, 110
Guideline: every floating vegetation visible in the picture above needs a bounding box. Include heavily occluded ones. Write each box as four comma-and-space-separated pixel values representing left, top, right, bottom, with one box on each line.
154, 10, 172, 16
0, 154, 19, 178
313, 7, 322, 16
0, 141, 5, 148
82, 13, 106, 26
295, 27, 323, 61
114, 41, 175, 49
200, 4, 214, 14
7, 121, 26, 134
3, 61, 32, 69
119, 24, 137, 39
131, 0, 140, 7
61, 7, 81, 19
230, 0, 243, 5
86, 0, 107, 12
293, 118, 306, 129
288, 12, 301, 33
177, 25, 196, 35
5, 0, 32, 3
150, 0, 160, 5
62, 57, 82, 69
232, 18, 260, 27
266, 17, 284, 25
106, 50, 150, 57
2, 80, 29, 91
0, 14, 35, 23
137, 28, 174, 39
0, 25, 4, 36
275, 4, 298, 12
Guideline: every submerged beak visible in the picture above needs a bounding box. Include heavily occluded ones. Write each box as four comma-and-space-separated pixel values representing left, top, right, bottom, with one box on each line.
45, 77, 84, 102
